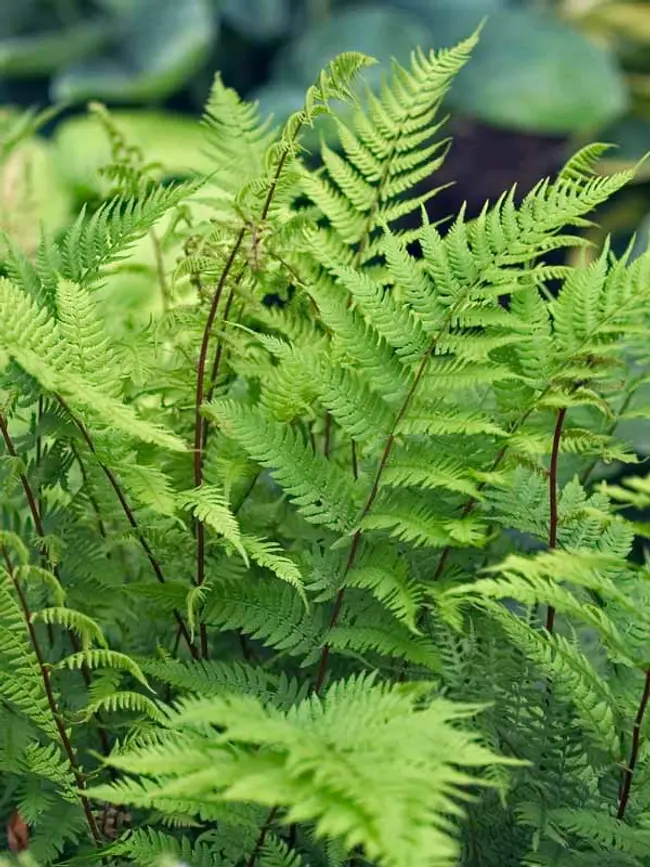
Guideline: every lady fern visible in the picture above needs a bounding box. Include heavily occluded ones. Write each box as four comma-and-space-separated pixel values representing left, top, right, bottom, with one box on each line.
2, 30, 650, 867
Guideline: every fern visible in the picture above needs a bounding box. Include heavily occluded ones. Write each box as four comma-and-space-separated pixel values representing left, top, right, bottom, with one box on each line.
4, 33, 650, 867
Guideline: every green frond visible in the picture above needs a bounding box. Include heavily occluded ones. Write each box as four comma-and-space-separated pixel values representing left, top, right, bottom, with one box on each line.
204, 578, 324, 660
113, 826, 224, 867
546, 807, 650, 859
362, 489, 488, 550
54, 277, 122, 393
83, 691, 166, 724
178, 485, 247, 562
260, 836, 308, 867
202, 73, 275, 199
112, 458, 178, 517
345, 548, 422, 631
241, 535, 307, 604
487, 604, 620, 755
205, 399, 363, 533
19, 741, 76, 799
0, 278, 186, 452
305, 33, 478, 256
32, 607, 106, 649
57, 649, 151, 690
329, 622, 439, 670
60, 180, 198, 287
97, 674, 512, 867
0, 574, 60, 739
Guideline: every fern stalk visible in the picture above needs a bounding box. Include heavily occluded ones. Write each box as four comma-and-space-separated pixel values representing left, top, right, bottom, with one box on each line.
0, 545, 101, 845
618, 668, 650, 819
314, 338, 436, 693
55, 396, 199, 659
0, 411, 112, 757
193, 147, 293, 658
193, 228, 246, 659
246, 805, 280, 867
0, 412, 44, 540
546, 407, 567, 634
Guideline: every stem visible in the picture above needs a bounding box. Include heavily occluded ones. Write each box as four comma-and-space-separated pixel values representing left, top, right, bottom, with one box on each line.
314, 347, 434, 694
618, 668, 650, 820
0, 412, 111, 716
149, 229, 171, 312
193, 150, 292, 661
55, 397, 198, 660
1, 546, 101, 845
545, 407, 567, 634
202, 284, 239, 451
193, 230, 246, 659
0, 413, 45, 543
246, 806, 279, 867
323, 413, 332, 459
34, 398, 54, 648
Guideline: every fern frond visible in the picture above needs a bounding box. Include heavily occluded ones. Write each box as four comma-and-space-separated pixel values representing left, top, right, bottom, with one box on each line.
57, 649, 151, 690
60, 181, 198, 287
32, 607, 106, 649
178, 485, 247, 562
205, 400, 363, 533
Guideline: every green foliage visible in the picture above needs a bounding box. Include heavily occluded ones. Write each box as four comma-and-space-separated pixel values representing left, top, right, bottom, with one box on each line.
4, 31, 650, 867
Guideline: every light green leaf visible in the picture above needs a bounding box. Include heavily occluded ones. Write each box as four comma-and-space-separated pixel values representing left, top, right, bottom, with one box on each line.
447, 9, 627, 133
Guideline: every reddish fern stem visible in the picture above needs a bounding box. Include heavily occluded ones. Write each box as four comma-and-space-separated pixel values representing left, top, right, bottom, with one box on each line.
1, 546, 101, 846
0, 412, 112, 757
193, 229, 246, 659
34, 397, 52, 645
0, 413, 43, 540
201, 284, 239, 451
314, 348, 433, 694
246, 806, 279, 867
193, 150, 291, 661
54, 397, 199, 660
618, 668, 650, 820
545, 407, 566, 634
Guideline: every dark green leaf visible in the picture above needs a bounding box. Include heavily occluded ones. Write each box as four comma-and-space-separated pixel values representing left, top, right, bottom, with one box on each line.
51, 0, 215, 103
221, 0, 292, 42
273, 6, 433, 89
389, 0, 504, 45
447, 9, 628, 133
0, 20, 109, 77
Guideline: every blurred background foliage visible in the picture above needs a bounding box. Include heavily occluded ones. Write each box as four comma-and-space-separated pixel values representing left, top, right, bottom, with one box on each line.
2, 0, 650, 458
0, 1, 648, 223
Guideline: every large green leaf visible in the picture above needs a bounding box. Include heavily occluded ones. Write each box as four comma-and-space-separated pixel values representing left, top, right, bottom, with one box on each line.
389, 0, 504, 44
598, 116, 650, 183
0, 19, 109, 76
273, 6, 433, 89
53, 111, 212, 198
51, 0, 215, 103
444, 8, 627, 133
221, 0, 292, 42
